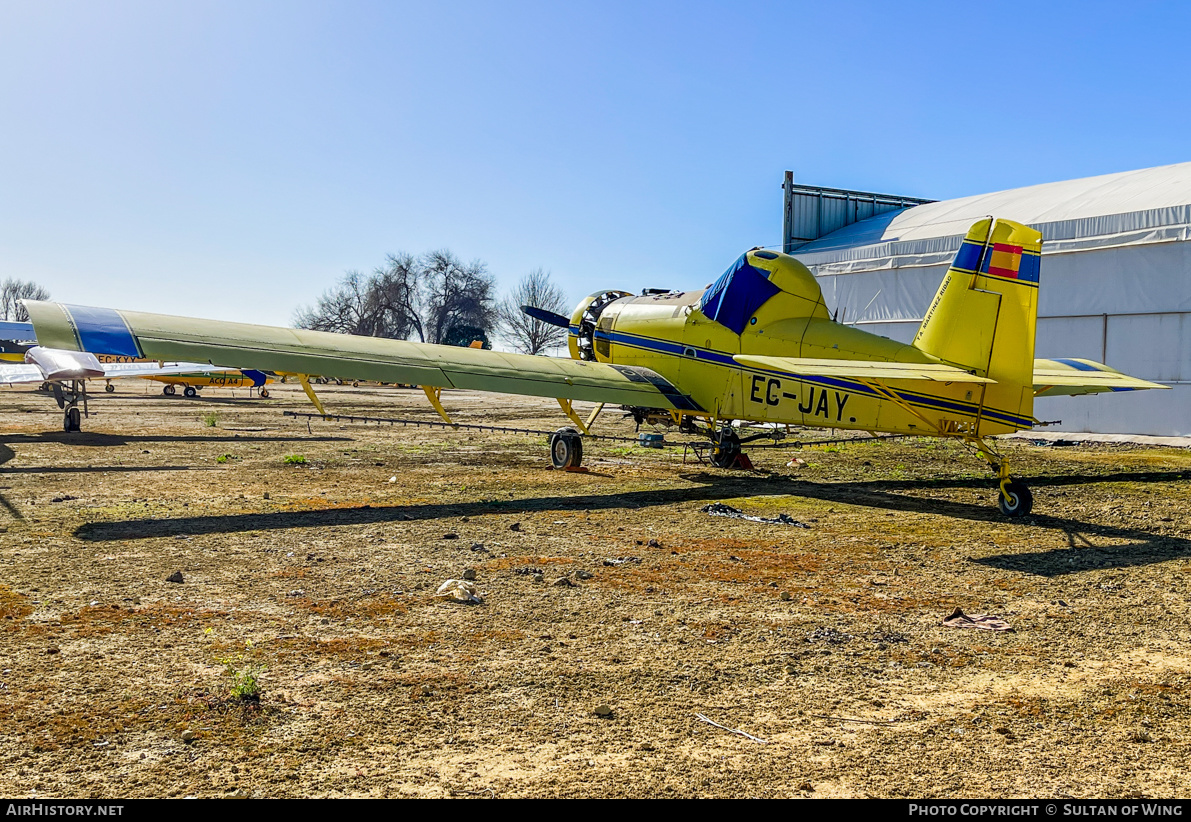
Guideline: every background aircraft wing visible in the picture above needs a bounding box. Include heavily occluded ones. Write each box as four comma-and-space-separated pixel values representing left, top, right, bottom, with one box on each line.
732, 355, 994, 384
23, 302, 703, 411
1033, 358, 1170, 396
0, 363, 51, 385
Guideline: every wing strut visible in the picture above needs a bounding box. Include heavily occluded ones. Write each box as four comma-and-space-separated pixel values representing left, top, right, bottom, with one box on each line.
556, 398, 589, 434
297, 375, 328, 417
423, 386, 456, 425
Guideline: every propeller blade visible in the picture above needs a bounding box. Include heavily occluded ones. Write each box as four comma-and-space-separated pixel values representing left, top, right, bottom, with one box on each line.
520, 305, 570, 328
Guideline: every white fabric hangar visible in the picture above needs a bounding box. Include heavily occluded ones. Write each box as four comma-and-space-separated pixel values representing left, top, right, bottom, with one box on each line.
783, 163, 1191, 436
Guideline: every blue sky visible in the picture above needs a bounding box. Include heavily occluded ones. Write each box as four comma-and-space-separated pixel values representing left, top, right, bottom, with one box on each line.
2, 0, 1189, 327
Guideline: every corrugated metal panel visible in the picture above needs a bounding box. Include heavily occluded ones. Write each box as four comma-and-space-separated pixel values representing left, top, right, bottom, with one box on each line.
782, 172, 935, 252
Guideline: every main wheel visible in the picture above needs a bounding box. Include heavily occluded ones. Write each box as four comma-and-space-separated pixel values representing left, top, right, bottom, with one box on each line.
259, 388, 270, 398
709, 426, 741, 469
998, 478, 1033, 517
104, 383, 115, 393
64, 406, 81, 433
549, 427, 583, 469
183, 386, 197, 398
163, 385, 176, 396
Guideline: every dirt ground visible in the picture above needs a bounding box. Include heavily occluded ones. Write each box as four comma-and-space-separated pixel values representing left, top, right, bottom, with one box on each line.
0, 380, 1189, 799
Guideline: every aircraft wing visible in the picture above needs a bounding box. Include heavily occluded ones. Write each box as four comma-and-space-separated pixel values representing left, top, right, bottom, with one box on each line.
0, 363, 51, 385
732, 355, 994, 384
0, 347, 227, 385
22, 302, 703, 411
1033, 358, 1170, 396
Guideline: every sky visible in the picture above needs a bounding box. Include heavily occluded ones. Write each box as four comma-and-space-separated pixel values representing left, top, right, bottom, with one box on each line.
2, 0, 1190, 328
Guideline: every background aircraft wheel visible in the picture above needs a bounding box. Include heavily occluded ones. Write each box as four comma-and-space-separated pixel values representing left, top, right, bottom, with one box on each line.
183, 386, 198, 398
259, 388, 270, 398
64, 407, 81, 433
709, 427, 741, 469
104, 383, 115, 393
549, 427, 583, 469
998, 478, 1033, 517
163, 385, 176, 396
352, 381, 360, 388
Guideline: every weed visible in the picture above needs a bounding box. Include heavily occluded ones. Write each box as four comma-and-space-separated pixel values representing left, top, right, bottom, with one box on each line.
202, 412, 219, 427
216, 454, 240, 464
218, 640, 264, 702
283, 454, 307, 465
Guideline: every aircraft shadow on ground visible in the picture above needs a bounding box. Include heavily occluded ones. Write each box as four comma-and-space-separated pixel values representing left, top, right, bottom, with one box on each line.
71, 469, 1191, 578
0, 432, 351, 448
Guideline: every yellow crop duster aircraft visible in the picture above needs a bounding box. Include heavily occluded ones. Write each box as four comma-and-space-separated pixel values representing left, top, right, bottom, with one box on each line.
22, 219, 1165, 516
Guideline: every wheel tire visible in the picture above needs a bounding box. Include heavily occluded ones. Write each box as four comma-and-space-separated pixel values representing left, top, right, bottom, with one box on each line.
163, 385, 176, 396
352, 381, 360, 388
104, 383, 115, 393
183, 386, 197, 398
549, 427, 583, 469
998, 478, 1033, 517
709, 427, 741, 469
259, 388, 270, 398
64, 407, 81, 433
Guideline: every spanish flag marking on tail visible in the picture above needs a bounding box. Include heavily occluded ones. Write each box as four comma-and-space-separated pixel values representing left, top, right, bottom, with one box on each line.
979, 242, 1040, 285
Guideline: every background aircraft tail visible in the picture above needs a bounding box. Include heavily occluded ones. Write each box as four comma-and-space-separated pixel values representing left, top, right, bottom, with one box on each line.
913, 218, 1042, 430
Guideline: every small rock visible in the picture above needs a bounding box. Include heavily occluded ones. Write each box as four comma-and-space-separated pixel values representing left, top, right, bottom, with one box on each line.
575, 570, 593, 580
462, 568, 477, 581
166, 571, 184, 584
442, 533, 458, 540
647, 539, 661, 548
798, 782, 814, 793
784, 664, 797, 674
780, 591, 792, 601
46, 647, 59, 655
181, 730, 196, 743
228, 789, 249, 799
552, 577, 576, 588
532, 574, 544, 583
388, 476, 397, 483
263, 492, 270, 500
510, 523, 521, 532
593, 704, 613, 718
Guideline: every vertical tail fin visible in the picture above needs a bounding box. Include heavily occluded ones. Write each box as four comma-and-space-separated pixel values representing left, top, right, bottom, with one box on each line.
913, 218, 1042, 430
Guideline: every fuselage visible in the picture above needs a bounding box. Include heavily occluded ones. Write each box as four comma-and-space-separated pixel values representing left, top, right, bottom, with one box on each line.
567, 249, 1034, 437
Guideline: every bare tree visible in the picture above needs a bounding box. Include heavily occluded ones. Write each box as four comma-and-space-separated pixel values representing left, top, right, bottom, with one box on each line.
0, 278, 50, 322
422, 250, 496, 346
296, 250, 496, 347
294, 258, 425, 340
370, 253, 425, 342
496, 268, 568, 354
293, 270, 376, 335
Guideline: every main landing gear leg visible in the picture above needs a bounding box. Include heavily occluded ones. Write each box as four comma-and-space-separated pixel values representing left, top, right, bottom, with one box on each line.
971, 438, 1032, 517
52, 380, 85, 433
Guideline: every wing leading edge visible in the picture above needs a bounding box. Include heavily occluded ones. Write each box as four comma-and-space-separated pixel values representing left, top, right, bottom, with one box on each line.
22, 301, 704, 412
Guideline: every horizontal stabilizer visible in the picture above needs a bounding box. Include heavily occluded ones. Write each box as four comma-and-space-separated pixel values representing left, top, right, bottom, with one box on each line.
1033, 358, 1169, 396
733, 355, 994, 384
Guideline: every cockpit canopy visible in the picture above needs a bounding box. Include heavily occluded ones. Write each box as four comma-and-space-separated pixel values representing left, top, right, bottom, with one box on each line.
698, 253, 781, 335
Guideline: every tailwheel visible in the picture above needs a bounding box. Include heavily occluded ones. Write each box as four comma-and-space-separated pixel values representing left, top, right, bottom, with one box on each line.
63, 406, 81, 433
163, 385, 176, 396
709, 426, 742, 469
998, 478, 1033, 518
549, 427, 583, 470
183, 386, 198, 398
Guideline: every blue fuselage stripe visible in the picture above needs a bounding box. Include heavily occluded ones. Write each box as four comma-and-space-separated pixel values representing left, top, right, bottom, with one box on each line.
596, 329, 1034, 428
65, 305, 142, 358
